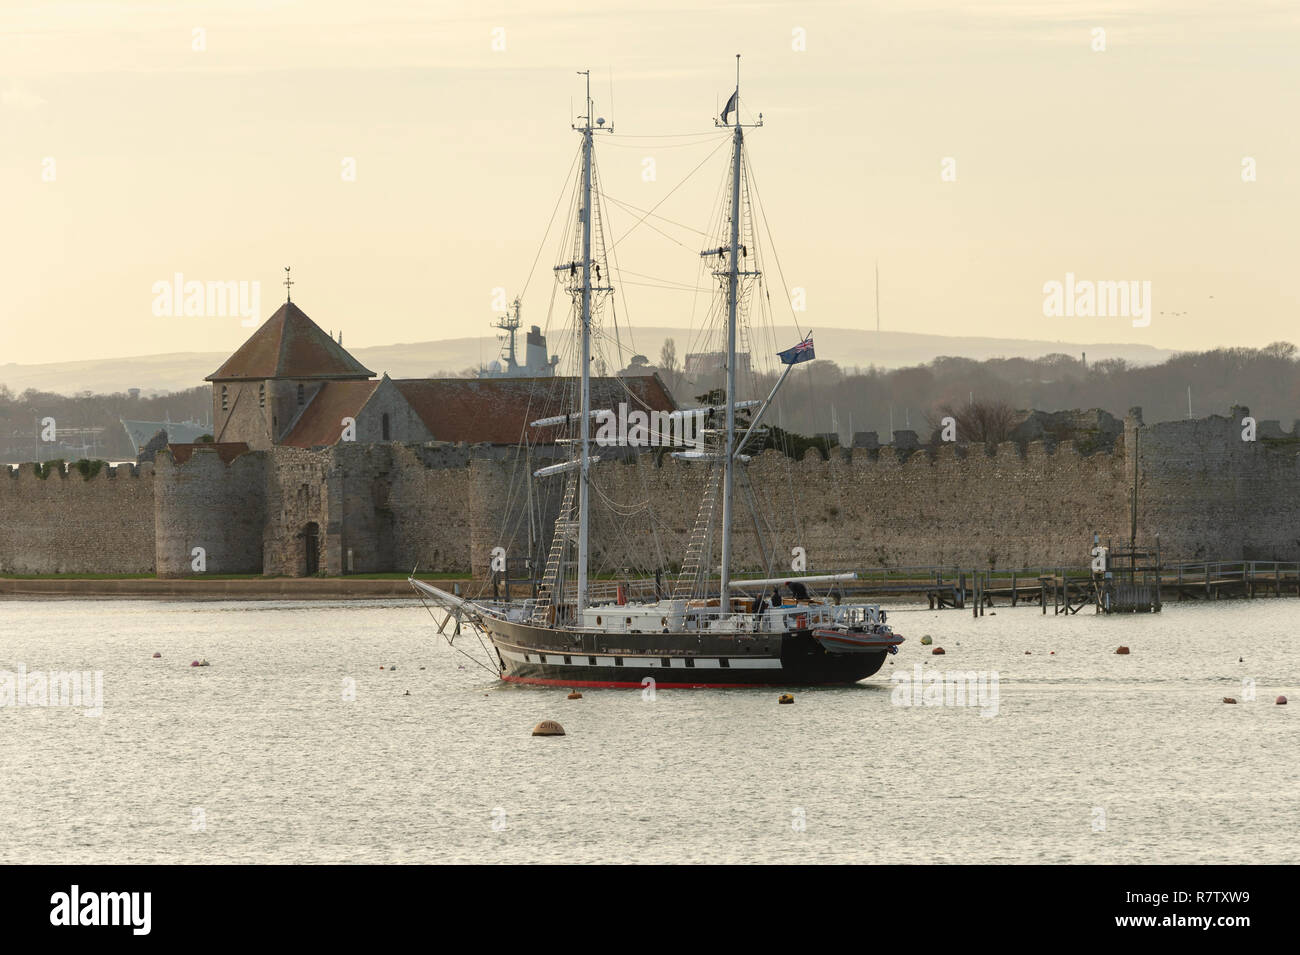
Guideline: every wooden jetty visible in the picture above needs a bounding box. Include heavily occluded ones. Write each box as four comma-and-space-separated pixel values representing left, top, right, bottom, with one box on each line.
493, 559, 1300, 613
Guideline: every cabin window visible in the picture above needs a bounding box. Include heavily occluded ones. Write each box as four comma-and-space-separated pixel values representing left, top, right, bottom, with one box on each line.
660, 657, 671, 668
626, 617, 632, 626
588, 656, 597, 666
220, 385, 228, 411
614, 657, 623, 667
718, 658, 730, 668
297, 383, 305, 406
563, 655, 572, 665
381, 413, 391, 440
685, 658, 695, 668
258, 383, 265, 408
596, 616, 601, 625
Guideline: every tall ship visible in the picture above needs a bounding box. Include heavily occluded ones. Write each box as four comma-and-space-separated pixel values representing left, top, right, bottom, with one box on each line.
412, 61, 903, 687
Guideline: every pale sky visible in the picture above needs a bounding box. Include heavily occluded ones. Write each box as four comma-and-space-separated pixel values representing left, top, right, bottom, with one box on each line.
2, 0, 1297, 367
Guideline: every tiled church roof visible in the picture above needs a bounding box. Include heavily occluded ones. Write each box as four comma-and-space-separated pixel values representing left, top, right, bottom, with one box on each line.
205, 301, 374, 382
279, 380, 382, 448
393, 375, 677, 444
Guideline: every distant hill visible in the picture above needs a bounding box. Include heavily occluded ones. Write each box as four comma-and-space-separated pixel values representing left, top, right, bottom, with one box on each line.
0, 326, 1179, 396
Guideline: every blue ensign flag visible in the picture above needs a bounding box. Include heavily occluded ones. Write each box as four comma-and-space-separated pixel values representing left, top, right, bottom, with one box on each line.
777, 335, 815, 365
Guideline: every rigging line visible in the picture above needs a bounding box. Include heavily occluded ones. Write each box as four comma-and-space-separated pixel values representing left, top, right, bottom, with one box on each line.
414, 592, 499, 676
520, 147, 582, 301
635, 455, 669, 576
614, 266, 711, 287
600, 138, 733, 151
592, 160, 632, 366
609, 209, 700, 254
619, 279, 714, 292
611, 136, 731, 250
602, 194, 710, 237
605, 130, 729, 139
743, 150, 805, 340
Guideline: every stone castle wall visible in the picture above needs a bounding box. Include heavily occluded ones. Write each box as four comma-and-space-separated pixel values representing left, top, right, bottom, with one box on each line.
0, 463, 155, 574
1131, 408, 1300, 561
2, 407, 1297, 578
154, 448, 266, 576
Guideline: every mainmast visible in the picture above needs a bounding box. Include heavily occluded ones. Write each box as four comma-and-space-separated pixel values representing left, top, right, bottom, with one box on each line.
573, 70, 610, 614
710, 55, 761, 612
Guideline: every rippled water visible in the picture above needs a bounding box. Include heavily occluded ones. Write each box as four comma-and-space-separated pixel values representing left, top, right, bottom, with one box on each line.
0, 596, 1295, 864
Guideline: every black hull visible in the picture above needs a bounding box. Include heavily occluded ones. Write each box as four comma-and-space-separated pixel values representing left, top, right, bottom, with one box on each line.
481, 616, 890, 687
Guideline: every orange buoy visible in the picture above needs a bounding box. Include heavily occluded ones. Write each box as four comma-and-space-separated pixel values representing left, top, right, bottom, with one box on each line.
567, 690, 582, 700
778, 693, 794, 704
1115, 646, 1130, 655
1277, 696, 1288, 705
532, 720, 565, 736
1223, 697, 1237, 704
931, 647, 945, 655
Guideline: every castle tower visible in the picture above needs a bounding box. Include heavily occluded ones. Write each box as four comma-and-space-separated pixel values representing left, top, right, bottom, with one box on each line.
204, 301, 375, 450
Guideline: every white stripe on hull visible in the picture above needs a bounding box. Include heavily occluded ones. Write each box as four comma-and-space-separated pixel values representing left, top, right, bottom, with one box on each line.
497, 646, 782, 669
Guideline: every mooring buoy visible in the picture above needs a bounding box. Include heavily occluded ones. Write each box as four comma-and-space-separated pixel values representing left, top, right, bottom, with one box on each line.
1115, 646, 1131, 655
920, 635, 933, 645
567, 690, 582, 700
932, 647, 945, 655
1277, 696, 1288, 705
1223, 697, 1237, 704
532, 720, 565, 736
778, 693, 794, 704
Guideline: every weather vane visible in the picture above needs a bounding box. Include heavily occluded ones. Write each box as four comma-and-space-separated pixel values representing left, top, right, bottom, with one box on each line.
284, 266, 293, 303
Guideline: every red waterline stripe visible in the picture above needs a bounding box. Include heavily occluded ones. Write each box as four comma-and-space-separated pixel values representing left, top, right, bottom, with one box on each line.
499, 674, 852, 689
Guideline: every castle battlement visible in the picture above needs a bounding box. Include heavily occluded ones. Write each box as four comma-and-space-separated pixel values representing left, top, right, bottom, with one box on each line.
2, 406, 1298, 576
